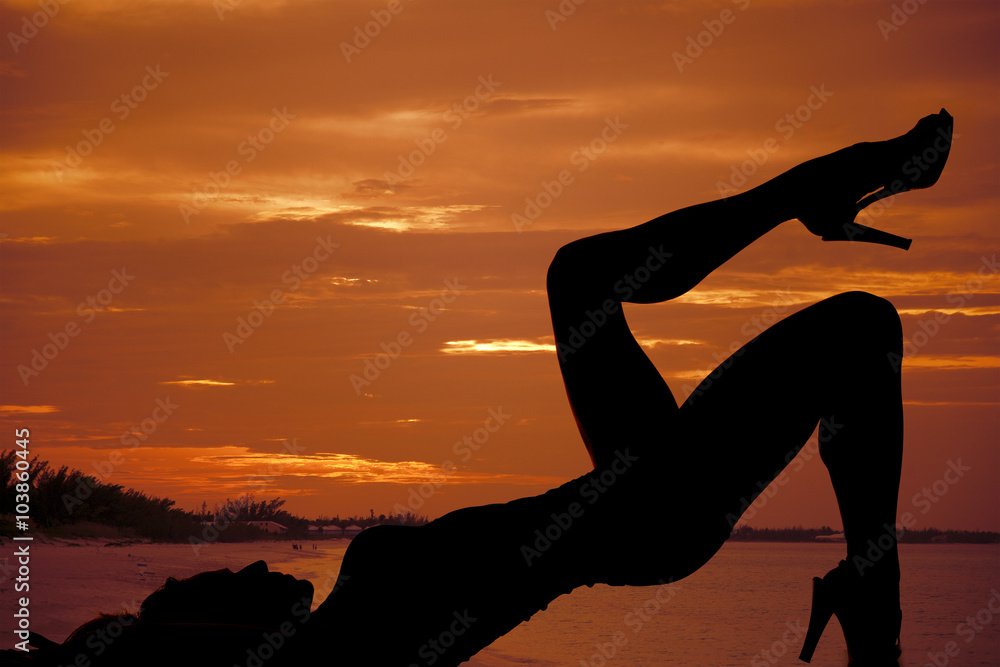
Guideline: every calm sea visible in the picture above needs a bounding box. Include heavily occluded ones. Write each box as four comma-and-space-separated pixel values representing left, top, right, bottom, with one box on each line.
478, 542, 1000, 667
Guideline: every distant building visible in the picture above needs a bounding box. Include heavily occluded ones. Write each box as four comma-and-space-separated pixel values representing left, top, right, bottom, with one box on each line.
307, 525, 322, 534
343, 524, 364, 536
815, 533, 846, 542
243, 520, 287, 534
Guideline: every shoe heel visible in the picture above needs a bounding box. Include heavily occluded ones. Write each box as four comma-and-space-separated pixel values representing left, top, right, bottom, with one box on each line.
821, 221, 912, 250
799, 577, 835, 663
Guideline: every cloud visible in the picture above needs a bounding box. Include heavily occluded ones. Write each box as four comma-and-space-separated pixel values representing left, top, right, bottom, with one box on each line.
0, 405, 61, 414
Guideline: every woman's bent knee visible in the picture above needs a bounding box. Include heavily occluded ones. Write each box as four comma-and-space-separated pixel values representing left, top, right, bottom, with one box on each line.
817, 291, 902, 356
547, 238, 600, 299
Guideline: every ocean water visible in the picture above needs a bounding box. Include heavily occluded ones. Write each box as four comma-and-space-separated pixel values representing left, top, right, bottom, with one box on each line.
479, 542, 1000, 667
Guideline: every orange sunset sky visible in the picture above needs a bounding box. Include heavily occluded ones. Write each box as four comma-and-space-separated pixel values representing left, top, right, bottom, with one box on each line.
1, 0, 997, 532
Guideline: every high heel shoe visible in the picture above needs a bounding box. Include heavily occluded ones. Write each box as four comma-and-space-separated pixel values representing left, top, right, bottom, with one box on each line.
798, 108, 954, 251
798, 560, 902, 666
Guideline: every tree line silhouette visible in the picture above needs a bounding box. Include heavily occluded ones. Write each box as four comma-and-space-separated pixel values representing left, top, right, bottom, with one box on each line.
0, 451, 428, 541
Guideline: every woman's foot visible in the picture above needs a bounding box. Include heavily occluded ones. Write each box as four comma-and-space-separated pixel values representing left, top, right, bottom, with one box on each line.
794, 109, 953, 249
799, 559, 902, 666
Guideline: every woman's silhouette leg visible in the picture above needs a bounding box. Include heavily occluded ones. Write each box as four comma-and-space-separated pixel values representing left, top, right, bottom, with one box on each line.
546, 186, 787, 468
674, 292, 904, 662
548, 221, 904, 559
546, 169, 906, 658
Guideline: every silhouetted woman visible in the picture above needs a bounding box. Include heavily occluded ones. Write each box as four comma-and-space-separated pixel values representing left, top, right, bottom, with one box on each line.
317, 109, 953, 666
8, 110, 952, 667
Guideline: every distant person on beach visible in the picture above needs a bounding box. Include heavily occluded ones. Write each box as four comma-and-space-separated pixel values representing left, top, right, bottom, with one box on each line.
7, 110, 952, 667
